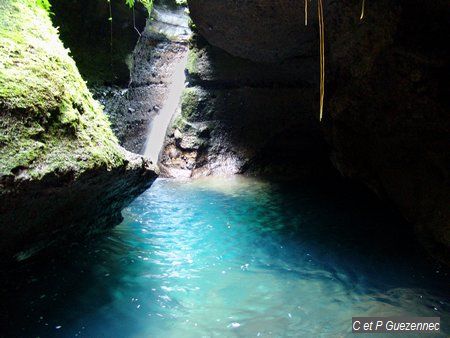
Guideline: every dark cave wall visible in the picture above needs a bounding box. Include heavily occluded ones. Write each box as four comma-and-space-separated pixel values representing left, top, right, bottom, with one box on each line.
324, 0, 450, 260
182, 0, 450, 261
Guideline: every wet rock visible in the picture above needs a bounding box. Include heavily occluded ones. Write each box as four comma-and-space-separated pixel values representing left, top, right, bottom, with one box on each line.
97, 3, 191, 154
0, 150, 157, 267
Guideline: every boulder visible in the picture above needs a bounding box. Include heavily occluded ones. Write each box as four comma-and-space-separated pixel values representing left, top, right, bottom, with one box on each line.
0, 0, 157, 267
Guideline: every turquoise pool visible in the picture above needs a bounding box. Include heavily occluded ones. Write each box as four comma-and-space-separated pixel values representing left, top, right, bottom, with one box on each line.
1, 176, 448, 337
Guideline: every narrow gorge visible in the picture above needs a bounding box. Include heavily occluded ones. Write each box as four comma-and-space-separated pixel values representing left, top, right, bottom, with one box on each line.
0, 0, 448, 336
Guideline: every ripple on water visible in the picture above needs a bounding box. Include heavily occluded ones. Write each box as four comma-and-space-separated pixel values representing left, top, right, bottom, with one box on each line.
0, 176, 448, 337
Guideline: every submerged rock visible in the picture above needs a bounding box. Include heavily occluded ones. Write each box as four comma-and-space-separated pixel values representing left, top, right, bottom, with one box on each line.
0, 0, 157, 267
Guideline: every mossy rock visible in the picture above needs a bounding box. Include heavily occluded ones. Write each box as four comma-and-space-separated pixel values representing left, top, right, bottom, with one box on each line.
180, 87, 214, 122
0, 0, 125, 179
180, 87, 200, 120
0, 0, 157, 267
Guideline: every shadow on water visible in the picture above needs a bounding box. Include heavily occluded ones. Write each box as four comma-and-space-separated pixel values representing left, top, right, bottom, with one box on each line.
0, 176, 448, 337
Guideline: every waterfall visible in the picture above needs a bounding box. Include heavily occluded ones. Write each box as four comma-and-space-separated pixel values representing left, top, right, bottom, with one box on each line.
143, 53, 188, 163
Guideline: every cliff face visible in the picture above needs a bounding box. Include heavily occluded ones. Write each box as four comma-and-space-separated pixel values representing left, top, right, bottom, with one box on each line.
159, 27, 332, 178
0, 0, 157, 266
180, 0, 449, 261
96, 4, 191, 154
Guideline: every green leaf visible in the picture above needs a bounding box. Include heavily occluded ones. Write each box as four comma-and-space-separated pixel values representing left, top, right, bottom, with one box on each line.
36, 0, 51, 12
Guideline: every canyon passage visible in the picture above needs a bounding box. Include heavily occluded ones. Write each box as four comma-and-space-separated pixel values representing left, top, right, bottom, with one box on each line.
0, 0, 449, 336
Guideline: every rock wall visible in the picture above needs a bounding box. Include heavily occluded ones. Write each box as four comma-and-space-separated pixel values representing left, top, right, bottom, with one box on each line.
188, 0, 318, 63
324, 0, 450, 262
96, 3, 191, 154
159, 34, 332, 178
0, 0, 157, 267
183, 0, 449, 262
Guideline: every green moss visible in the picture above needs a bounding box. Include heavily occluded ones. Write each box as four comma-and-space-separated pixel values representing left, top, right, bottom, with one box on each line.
172, 115, 184, 130
186, 48, 199, 75
0, 0, 125, 179
180, 87, 200, 120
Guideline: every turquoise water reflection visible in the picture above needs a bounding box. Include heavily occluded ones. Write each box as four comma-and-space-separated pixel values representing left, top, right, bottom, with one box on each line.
1, 176, 448, 337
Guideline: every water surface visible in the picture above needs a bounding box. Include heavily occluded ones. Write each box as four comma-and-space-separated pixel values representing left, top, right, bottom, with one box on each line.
1, 176, 448, 337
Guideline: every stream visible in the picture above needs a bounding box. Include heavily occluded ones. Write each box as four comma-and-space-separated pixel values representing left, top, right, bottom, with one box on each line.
1, 176, 448, 337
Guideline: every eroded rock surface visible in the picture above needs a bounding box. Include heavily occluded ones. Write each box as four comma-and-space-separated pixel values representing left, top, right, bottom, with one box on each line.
0, 151, 156, 265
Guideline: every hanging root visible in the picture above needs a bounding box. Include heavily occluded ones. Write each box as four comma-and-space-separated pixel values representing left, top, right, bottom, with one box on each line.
360, 0, 365, 20
318, 0, 325, 120
108, 0, 113, 69
305, 0, 308, 26
133, 6, 142, 36
314, 0, 364, 120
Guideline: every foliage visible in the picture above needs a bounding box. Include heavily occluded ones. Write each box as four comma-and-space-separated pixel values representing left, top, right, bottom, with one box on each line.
36, 0, 50, 11
124, 0, 154, 13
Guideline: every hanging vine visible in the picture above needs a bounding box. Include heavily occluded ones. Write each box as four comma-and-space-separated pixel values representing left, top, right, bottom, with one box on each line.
317, 0, 325, 121
360, 0, 366, 20
304, 0, 309, 26
107, 0, 113, 69
309, 0, 366, 121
